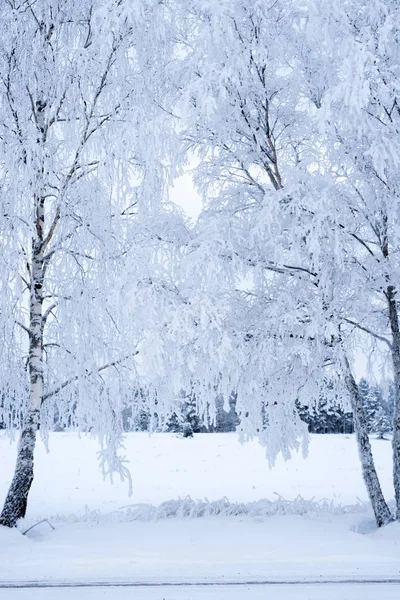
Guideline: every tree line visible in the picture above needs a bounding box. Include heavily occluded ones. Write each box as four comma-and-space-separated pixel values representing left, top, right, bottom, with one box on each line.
59, 378, 391, 438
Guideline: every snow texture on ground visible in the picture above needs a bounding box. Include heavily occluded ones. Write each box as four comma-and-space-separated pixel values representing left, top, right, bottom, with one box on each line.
1, 584, 400, 600
0, 433, 399, 589
1, 515, 400, 584
0, 432, 393, 515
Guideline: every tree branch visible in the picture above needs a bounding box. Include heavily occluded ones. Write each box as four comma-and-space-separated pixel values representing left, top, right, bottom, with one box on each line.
344, 318, 392, 348
16, 320, 31, 337
42, 351, 139, 403
42, 303, 57, 326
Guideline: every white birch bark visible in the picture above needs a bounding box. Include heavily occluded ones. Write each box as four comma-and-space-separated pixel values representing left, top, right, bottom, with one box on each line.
342, 355, 393, 527
386, 287, 400, 519
0, 197, 44, 527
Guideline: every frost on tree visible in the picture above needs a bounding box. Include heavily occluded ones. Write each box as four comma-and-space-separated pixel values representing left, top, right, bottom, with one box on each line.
1, 0, 399, 531
0, 1, 183, 527
298, 0, 400, 522
175, 0, 398, 526
372, 406, 392, 440
173, 0, 326, 468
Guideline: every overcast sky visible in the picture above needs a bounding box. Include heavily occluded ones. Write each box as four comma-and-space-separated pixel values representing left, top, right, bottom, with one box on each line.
170, 172, 203, 223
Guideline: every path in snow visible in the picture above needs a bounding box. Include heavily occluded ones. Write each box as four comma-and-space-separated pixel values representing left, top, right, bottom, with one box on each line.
2, 516, 400, 583
1, 582, 400, 600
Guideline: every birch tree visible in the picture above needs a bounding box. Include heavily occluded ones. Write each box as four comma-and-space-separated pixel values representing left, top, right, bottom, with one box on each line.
296, 0, 400, 523
171, 0, 320, 466
175, 0, 397, 526
0, 0, 181, 527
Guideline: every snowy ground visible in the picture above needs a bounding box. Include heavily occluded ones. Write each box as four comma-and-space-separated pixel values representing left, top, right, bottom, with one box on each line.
2, 583, 400, 600
0, 432, 399, 598
0, 432, 394, 513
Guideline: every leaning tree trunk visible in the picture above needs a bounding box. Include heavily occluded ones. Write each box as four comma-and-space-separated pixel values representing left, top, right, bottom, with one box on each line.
0, 219, 44, 527
386, 285, 400, 519
343, 355, 393, 527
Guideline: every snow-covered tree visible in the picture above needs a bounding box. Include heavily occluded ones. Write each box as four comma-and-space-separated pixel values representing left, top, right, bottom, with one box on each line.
2, 0, 399, 532
165, 393, 202, 436
0, 0, 183, 527
358, 380, 379, 433
174, 0, 398, 526
358, 380, 371, 407
172, 0, 318, 467
372, 406, 392, 440
297, 0, 400, 522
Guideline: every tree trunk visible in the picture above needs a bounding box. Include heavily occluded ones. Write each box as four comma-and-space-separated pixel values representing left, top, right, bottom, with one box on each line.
386, 286, 400, 519
0, 204, 44, 527
343, 355, 393, 527
0, 410, 39, 527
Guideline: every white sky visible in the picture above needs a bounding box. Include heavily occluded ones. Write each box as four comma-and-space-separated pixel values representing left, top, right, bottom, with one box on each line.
170, 172, 203, 223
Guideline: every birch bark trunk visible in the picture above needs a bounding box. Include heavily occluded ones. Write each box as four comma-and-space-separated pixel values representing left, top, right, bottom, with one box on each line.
379, 223, 400, 520
343, 355, 393, 527
386, 286, 400, 519
0, 205, 44, 528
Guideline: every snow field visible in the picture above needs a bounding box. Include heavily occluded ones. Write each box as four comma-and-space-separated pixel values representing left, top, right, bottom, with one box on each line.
0, 432, 394, 518
0, 432, 399, 589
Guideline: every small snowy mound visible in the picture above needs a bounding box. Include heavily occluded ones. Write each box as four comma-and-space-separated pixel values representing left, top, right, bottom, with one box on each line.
372, 521, 400, 543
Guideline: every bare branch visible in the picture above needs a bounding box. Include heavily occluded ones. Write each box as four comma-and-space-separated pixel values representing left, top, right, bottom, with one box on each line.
344, 318, 392, 348
42, 351, 139, 402
41, 205, 61, 253
42, 303, 57, 325
16, 320, 31, 336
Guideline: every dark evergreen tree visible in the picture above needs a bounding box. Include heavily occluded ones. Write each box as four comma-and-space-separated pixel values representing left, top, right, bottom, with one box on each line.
297, 397, 353, 434
165, 393, 202, 435
211, 395, 240, 432
365, 386, 382, 433
372, 406, 392, 440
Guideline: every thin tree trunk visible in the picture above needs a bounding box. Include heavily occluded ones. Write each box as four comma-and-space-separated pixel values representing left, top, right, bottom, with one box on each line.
386, 286, 400, 519
343, 355, 393, 527
0, 201, 44, 527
